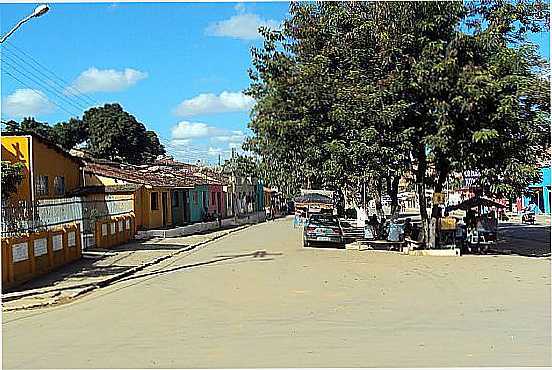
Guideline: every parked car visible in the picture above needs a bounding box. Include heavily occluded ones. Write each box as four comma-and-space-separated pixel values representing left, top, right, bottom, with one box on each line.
303, 214, 344, 248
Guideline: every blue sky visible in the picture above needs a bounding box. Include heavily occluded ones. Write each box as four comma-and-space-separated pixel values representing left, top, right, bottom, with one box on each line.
1, 2, 290, 164
1, 2, 550, 164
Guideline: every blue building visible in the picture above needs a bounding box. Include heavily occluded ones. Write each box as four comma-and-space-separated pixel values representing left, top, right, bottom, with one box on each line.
522, 166, 551, 214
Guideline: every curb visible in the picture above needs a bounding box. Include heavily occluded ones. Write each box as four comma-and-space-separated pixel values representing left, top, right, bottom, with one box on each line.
3, 224, 252, 311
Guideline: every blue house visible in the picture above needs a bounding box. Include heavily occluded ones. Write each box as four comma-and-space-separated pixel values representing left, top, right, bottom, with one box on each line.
523, 166, 551, 214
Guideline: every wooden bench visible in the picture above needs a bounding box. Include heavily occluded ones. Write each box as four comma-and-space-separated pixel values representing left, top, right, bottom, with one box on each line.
404, 238, 425, 250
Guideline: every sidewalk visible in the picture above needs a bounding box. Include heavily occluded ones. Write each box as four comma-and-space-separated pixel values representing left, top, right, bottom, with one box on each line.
2, 224, 251, 312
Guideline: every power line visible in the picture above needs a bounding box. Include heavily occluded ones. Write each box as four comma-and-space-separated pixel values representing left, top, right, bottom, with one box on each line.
3, 41, 98, 106
2, 70, 82, 118
1, 51, 93, 112
1, 59, 89, 115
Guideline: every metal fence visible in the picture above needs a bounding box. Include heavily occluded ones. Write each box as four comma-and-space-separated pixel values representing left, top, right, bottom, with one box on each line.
1, 195, 134, 238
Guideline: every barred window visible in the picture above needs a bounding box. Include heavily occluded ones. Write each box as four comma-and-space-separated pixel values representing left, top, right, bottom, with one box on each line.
54, 176, 65, 195
36, 175, 49, 196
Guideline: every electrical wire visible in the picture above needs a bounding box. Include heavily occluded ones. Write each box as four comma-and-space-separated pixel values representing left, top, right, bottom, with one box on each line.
2, 69, 82, 118
1, 59, 90, 115
3, 41, 98, 106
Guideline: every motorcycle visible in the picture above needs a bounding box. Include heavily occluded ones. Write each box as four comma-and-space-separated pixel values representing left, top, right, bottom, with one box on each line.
522, 212, 535, 224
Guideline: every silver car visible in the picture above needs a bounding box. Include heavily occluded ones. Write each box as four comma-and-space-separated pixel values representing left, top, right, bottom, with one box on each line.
303, 214, 344, 248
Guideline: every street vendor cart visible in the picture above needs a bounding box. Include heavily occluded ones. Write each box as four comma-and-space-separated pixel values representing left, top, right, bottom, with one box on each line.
294, 193, 334, 216
445, 196, 506, 253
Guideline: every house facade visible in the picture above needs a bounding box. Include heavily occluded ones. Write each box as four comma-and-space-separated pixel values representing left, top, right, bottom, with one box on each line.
1, 133, 83, 203
188, 184, 209, 222
208, 184, 225, 218
82, 161, 195, 230
171, 188, 190, 226
522, 166, 551, 214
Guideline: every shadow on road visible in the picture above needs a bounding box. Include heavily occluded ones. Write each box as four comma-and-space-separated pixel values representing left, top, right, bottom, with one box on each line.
493, 222, 551, 257
6, 259, 131, 294
117, 250, 284, 283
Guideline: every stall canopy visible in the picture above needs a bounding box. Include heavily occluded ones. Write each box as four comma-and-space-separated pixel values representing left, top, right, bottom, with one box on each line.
294, 193, 334, 212
294, 193, 333, 204
446, 196, 506, 212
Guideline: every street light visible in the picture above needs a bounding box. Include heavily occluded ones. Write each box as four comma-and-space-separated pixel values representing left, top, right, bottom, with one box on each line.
0, 4, 50, 44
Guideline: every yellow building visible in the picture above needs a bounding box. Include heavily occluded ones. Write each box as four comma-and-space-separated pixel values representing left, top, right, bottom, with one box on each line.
1, 133, 83, 202
83, 161, 192, 230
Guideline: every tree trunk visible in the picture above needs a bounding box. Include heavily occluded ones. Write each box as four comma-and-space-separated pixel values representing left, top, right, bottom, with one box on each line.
429, 164, 449, 248
415, 146, 429, 246
374, 178, 384, 217
389, 175, 400, 217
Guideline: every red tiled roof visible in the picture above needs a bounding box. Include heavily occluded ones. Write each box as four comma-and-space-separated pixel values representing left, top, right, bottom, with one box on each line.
84, 161, 195, 188
153, 158, 229, 185
83, 160, 228, 188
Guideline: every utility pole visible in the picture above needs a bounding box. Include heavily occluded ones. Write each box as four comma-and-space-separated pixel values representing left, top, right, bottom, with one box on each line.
231, 148, 237, 221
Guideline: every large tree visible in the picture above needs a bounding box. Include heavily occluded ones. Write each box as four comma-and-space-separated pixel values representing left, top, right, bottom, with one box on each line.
81, 103, 165, 164
246, 1, 549, 245
3, 105, 165, 165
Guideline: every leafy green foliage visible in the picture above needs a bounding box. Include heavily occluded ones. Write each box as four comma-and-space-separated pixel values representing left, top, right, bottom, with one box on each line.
222, 154, 260, 178
1, 161, 25, 201
246, 1, 549, 243
83, 103, 165, 164
2, 104, 166, 165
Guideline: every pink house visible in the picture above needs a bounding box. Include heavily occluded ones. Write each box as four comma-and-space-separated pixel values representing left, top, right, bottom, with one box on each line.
208, 184, 226, 218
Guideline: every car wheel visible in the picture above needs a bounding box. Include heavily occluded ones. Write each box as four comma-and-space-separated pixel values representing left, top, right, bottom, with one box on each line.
303, 240, 310, 248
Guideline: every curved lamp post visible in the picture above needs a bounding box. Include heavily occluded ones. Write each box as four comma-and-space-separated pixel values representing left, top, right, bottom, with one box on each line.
0, 4, 49, 44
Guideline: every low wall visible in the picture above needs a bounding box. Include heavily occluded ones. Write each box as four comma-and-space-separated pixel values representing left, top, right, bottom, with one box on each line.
146, 211, 267, 238
1, 223, 82, 292
94, 214, 135, 249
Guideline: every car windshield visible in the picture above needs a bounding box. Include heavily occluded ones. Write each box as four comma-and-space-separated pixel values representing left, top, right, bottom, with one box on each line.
308, 215, 339, 227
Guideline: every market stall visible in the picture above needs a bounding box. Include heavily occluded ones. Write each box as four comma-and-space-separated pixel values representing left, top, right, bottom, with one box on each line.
445, 196, 506, 252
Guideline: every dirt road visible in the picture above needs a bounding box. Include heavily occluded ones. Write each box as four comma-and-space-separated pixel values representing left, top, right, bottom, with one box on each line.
3, 218, 550, 368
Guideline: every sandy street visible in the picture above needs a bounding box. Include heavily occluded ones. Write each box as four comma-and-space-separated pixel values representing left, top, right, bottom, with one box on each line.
2, 217, 551, 368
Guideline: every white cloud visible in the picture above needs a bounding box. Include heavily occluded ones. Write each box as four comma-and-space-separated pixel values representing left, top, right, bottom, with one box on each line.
213, 130, 246, 143
66, 67, 147, 94
208, 147, 225, 157
171, 121, 222, 140
1, 89, 55, 118
173, 91, 254, 117
206, 13, 280, 40
228, 142, 242, 150
170, 138, 191, 147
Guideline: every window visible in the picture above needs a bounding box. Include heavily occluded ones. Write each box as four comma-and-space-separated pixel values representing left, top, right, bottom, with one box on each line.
173, 191, 179, 207
54, 176, 65, 195
193, 192, 198, 205
202, 192, 207, 208
212, 192, 216, 205
36, 175, 49, 196
151, 192, 159, 210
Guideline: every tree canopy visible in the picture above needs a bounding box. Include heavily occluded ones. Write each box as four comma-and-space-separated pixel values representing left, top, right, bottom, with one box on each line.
2, 103, 166, 165
245, 1, 550, 243
1, 161, 24, 202
83, 103, 165, 164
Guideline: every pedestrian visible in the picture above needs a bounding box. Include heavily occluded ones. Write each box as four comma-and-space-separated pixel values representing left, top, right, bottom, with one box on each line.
367, 214, 379, 239
403, 218, 413, 240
